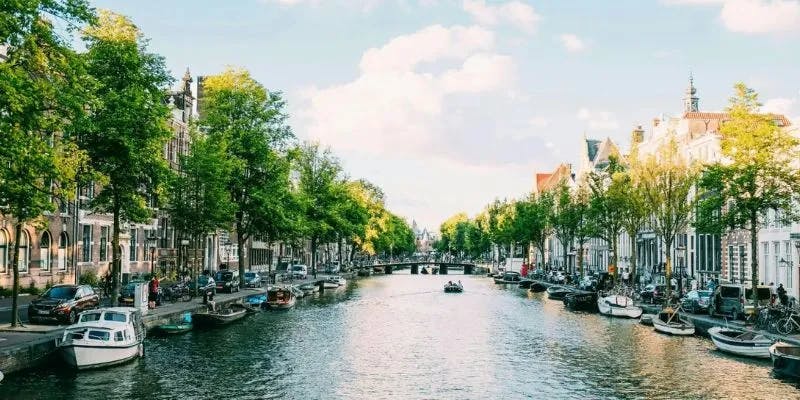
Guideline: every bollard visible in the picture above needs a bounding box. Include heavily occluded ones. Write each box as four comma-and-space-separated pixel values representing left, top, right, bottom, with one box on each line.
411, 264, 419, 274
318, 280, 325, 294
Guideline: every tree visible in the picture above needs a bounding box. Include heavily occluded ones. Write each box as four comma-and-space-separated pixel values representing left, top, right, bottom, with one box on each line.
513, 193, 554, 268
572, 185, 593, 276
550, 182, 579, 273
349, 180, 389, 258
587, 156, 626, 279
0, 0, 95, 326
81, 10, 173, 306
616, 142, 649, 287
696, 83, 800, 305
639, 135, 697, 302
198, 67, 294, 286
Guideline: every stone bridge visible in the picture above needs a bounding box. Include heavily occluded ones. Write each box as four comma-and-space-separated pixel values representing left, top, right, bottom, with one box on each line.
355, 262, 481, 275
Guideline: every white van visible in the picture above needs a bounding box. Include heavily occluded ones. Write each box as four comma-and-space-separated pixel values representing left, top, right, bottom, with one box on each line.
289, 264, 308, 280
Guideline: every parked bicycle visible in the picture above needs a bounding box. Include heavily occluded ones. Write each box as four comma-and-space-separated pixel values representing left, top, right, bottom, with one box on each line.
777, 308, 800, 335
163, 282, 193, 303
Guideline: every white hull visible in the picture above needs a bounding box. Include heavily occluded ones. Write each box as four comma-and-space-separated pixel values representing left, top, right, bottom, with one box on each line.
708, 327, 772, 358
267, 296, 297, 309
61, 343, 142, 370
653, 320, 695, 336
322, 282, 339, 289
597, 296, 642, 318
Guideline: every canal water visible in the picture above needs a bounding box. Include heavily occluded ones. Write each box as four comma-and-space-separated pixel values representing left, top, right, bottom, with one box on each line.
3, 273, 800, 399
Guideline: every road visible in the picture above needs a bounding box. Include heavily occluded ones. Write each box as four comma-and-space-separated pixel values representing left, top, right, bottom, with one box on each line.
0, 295, 34, 324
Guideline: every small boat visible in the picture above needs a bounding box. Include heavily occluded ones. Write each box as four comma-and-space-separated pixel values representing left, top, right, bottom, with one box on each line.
563, 291, 597, 312
709, 326, 773, 358
518, 279, 533, 289
193, 303, 249, 326
264, 286, 297, 309
494, 272, 522, 284
298, 283, 319, 295
421, 267, 430, 275
289, 285, 305, 298
154, 312, 193, 335
770, 342, 800, 378
244, 294, 268, 307
327, 276, 347, 286
322, 281, 339, 289
59, 308, 146, 370
529, 282, 547, 293
357, 268, 372, 277
547, 285, 572, 300
444, 281, 464, 293
640, 314, 655, 326
597, 295, 642, 318
652, 308, 695, 336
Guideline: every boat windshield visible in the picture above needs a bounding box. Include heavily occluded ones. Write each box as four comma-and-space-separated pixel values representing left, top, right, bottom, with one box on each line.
87, 330, 111, 341
103, 312, 127, 322
79, 313, 102, 323
42, 286, 77, 300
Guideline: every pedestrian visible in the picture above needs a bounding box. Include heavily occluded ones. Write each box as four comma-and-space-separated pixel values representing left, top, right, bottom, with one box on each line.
148, 275, 159, 309
777, 283, 788, 306
622, 268, 629, 286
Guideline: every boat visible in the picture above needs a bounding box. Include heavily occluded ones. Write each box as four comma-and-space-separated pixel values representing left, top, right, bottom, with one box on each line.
494, 272, 522, 284
244, 293, 267, 307
546, 285, 572, 300
193, 303, 250, 326
264, 286, 297, 310
421, 266, 430, 275
709, 326, 773, 358
298, 283, 319, 295
770, 342, 800, 378
327, 276, 347, 286
652, 308, 695, 336
444, 281, 464, 293
357, 268, 372, 277
563, 291, 597, 312
518, 279, 533, 289
529, 282, 547, 293
322, 281, 339, 289
153, 312, 193, 335
597, 295, 642, 318
289, 285, 306, 298
59, 308, 145, 370
640, 314, 655, 326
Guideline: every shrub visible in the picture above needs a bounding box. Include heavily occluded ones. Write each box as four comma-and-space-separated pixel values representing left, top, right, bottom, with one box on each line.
0, 286, 12, 297
22, 281, 41, 296
79, 269, 99, 287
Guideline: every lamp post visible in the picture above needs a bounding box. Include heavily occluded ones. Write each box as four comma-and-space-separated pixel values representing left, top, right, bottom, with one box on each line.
147, 236, 157, 275
676, 245, 686, 296
224, 239, 232, 270
795, 241, 800, 297
180, 239, 189, 278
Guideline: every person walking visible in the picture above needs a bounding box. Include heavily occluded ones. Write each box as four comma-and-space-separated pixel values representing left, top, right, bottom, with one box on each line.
148, 275, 159, 309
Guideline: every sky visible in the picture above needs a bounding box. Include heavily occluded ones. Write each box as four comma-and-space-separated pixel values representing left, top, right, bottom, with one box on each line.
89, 0, 800, 232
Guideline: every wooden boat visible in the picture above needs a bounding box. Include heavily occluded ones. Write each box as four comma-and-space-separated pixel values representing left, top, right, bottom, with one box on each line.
444, 281, 464, 293
597, 295, 642, 318
529, 282, 547, 293
59, 308, 146, 370
153, 323, 192, 335
652, 308, 695, 336
264, 286, 297, 309
547, 285, 572, 300
563, 291, 597, 312
709, 326, 773, 358
518, 279, 533, 289
640, 314, 655, 326
193, 304, 249, 327
770, 342, 800, 378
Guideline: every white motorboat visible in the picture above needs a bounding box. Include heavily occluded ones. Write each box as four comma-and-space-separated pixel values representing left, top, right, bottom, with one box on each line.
327, 276, 347, 286
59, 308, 145, 370
264, 286, 297, 310
597, 295, 642, 318
709, 326, 774, 358
652, 309, 695, 336
322, 281, 339, 289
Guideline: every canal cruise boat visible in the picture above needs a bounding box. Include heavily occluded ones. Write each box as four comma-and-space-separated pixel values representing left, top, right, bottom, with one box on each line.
59, 308, 146, 370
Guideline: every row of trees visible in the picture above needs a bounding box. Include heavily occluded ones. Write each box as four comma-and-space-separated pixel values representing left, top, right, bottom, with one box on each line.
1, 3, 414, 326
438, 83, 800, 303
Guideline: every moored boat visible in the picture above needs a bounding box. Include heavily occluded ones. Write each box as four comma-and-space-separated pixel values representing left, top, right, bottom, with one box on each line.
244, 294, 267, 307
298, 283, 319, 295
597, 295, 642, 318
322, 281, 339, 289
640, 314, 655, 326
494, 272, 522, 284
193, 303, 250, 326
154, 312, 193, 335
289, 285, 305, 298
59, 308, 145, 370
518, 279, 533, 289
327, 276, 347, 286
547, 285, 572, 300
709, 326, 773, 358
529, 282, 547, 293
264, 286, 297, 310
770, 342, 800, 378
652, 309, 695, 336
563, 291, 597, 312
444, 281, 464, 293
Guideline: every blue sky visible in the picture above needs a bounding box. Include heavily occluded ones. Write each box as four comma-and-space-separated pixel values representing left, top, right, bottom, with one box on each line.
89, 0, 800, 231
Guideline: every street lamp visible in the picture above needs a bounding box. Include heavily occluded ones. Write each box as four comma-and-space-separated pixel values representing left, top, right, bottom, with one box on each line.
676, 245, 686, 296
147, 235, 158, 275
180, 239, 189, 277
224, 239, 232, 270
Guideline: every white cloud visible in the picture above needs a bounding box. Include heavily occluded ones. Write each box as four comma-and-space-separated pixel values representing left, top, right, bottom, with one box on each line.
763, 97, 800, 125
664, 0, 800, 34
529, 116, 549, 128
559, 34, 586, 52
297, 24, 518, 158
462, 0, 541, 33
653, 49, 679, 58
577, 107, 619, 130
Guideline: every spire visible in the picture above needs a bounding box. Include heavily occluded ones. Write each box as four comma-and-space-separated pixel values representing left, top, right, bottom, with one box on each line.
182, 67, 192, 96
683, 72, 699, 113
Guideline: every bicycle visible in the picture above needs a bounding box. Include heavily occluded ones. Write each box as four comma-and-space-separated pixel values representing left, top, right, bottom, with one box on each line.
776, 308, 800, 335
164, 282, 193, 303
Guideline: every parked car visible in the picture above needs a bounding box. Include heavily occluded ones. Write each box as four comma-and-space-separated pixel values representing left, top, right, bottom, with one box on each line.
681, 289, 712, 313
215, 270, 240, 293
243, 271, 261, 288
640, 284, 679, 304
290, 264, 308, 279
28, 284, 99, 325
324, 262, 341, 274
709, 284, 772, 319
189, 275, 216, 296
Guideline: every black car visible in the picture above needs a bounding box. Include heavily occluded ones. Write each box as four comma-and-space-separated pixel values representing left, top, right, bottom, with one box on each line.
215, 270, 240, 293
640, 284, 679, 304
28, 284, 99, 324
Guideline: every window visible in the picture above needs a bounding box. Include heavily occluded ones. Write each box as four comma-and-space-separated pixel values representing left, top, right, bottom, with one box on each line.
58, 233, 68, 270
0, 229, 6, 273
18, 230, 30, 273
100, 227, 108, 262
39, 232, 51, 271
87, 330, 110, 341
104, 312, 127, 322
82, 225, 92, 262
130, 229, 137, 261
115, 331, 124, 342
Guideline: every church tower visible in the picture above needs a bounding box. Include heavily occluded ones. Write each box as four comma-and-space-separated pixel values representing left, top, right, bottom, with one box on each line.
683, 73, 699, 113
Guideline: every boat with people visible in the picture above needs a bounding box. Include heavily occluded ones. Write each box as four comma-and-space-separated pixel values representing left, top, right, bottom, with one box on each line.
709, 326, 774, 358
770, 342, 800, 378
193, 303, 250, 326
327, 276, 347, 286
493, 271, 522, 284
597, 295, 642, 318
444, 281, 464, 293
652, 308, 695, 336
264, 286, 297, 310
529, 282, 547, 293
153, 312, 193, 336
59, 308, 146, 370
546, 285, 572, 300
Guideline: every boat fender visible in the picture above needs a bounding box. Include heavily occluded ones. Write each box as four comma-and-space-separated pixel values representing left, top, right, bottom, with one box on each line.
0, 370, 4, 383
138, 343, 144, 357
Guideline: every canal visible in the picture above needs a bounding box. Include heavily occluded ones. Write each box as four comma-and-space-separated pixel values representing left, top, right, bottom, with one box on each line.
3, 273, 800, 399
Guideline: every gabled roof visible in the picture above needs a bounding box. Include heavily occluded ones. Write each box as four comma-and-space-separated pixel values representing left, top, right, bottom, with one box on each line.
539, 164, 574, 192
682, 111, 791, 127
536, 173, 552, 188
586, 139, 601, 162
593, 137, 621, 166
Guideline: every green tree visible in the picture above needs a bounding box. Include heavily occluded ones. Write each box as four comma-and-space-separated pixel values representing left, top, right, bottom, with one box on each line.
81, 10, 174, 306
0, 0, 95, 326
513, 193, 554, 268
198, 67, 294, 286
587, 156, 626, 279
696, 83, 800, 305
572, 185, 593, 276
550, 182, 579, 273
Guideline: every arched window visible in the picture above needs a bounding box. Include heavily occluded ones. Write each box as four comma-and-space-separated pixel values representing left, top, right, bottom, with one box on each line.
19, 230, 30, 273
0, 230, 7, 273
58, 232, 68, 271
40, 232, 52, 271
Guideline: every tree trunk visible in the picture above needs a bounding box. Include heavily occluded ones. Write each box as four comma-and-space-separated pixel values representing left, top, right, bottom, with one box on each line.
629, 235, 638, 288
111, 200, 121, 307
235, 222, 246, 288
750, 218, 759, 305
337, 235, 343, 267
311, 237, 318, 278
611, 237, 619, 283
665, 238, 673, 304
562, 241, 569, 275
10, 222, 22, 327
577, 242, 585, 277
